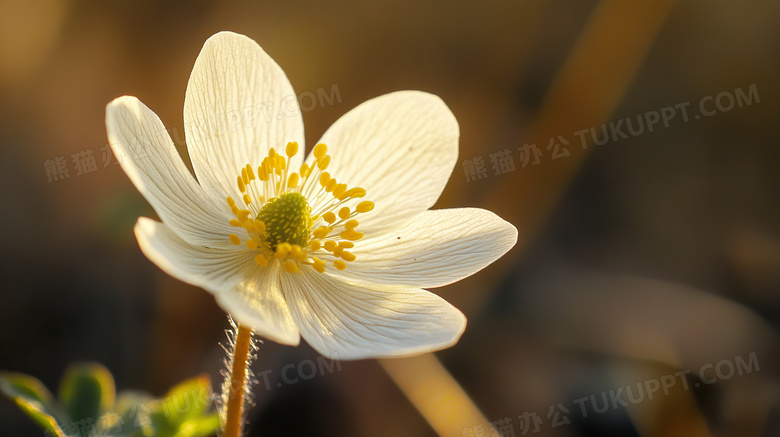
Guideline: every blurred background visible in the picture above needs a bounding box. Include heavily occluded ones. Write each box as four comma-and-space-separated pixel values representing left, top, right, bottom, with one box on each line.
1, 0, 779, 436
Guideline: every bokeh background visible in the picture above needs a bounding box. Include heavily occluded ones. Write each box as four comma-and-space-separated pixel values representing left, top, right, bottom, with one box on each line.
2, 0, 779, 436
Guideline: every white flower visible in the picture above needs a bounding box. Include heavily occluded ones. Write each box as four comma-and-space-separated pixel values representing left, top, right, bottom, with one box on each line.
105, 31, 517, 360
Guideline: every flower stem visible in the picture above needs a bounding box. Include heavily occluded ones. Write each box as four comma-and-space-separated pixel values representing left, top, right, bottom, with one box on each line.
223, 323, 253, 437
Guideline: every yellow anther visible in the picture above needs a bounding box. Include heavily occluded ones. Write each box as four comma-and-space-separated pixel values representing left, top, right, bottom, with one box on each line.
317, 155, 331, 170
246, 164, 256, 180
237, 176, 246, 193
333, 246, 343, 257
313, 143, 328, 159
345, 219, 359, 230
275, 242, 291, 258
300, 163, 310, 177
269, 148, 277, 158
287, 172, 300, 189
243, 194, 252, 205
322, 211, 336, 224
229, 219, 241, 227
290, 244, 306, 262
338, 207, 350, 220
229, 234, 241, 245
333, 184, 347, 199
338, 241, 354, 248
283, 260, 299, 273
241, 168, 248, 185
275, 155, 286, 173
254, 254, 268, 266
319, 172, 331, 187
238, 210, 251, 221
247, 239, 258, 250
341, 251, 356, 262
325, 179, 337, 192
333, 260, 347, 270
356, 201, 375, 213
312, 257, 326, 273
309, 240, 322, 251
340, 230, 364, 241
257, 165, 268, 181
254, 220, 266, 234
324, 241, 338, 252
343, 187, 366, 199
313, 226, 331, 239
286, 141, 298, 157
227, 197, 236, 207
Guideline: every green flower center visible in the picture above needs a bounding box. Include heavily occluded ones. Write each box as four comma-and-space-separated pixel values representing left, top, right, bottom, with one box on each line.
256, 192, 312, 250
225, 142, 375, 274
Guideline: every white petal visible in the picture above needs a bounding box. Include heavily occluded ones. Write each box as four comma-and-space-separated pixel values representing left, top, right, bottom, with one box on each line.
134, 217, 253, 294
281, 270, 466, 360
184, 31, 304, 202
216, 261, 300, 346
107, 96, 234, 248
136, 217, 300, 345
307, 91, 459, 234
331, 208, 517, 288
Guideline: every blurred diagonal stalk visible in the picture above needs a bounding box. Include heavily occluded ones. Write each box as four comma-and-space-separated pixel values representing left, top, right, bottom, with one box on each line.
381, 1, 700, 436
380, 354, 495, 436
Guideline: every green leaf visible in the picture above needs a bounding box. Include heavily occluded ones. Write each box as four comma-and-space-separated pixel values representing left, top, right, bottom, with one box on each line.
114, 391, 155, 437
161, 374, 214, 425
147, 374, 219, 437
58, 363, 116, 426
173, 414, 221, 437
0, 372, 69, 437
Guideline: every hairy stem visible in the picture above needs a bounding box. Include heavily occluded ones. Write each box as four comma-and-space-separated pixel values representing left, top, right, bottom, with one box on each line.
223, 324, 253, 437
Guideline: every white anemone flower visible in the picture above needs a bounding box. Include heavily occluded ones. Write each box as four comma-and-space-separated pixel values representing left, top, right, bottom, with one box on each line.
105, 31, 517, 360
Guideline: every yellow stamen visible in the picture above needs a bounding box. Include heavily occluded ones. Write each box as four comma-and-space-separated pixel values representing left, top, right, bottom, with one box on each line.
340, 230, 364, 241
317, 155, 331, 170
287, 173, 300, 189
313, 226, 331, 239
275, 242, 291, 258
254, 254, 268, 266
283, 260, 299, 273
356, 201, 375, 213
312, 257, 326, 273
343, 187, 366, 199
338, 207, 350, 220
323, 212, 336, 224
313, 143, 328, 159
290, 244, 306, 262
229, 234, 241, 245
333, 260, 346, 270
333, 183, 347, 199
286, 141, 298, 157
